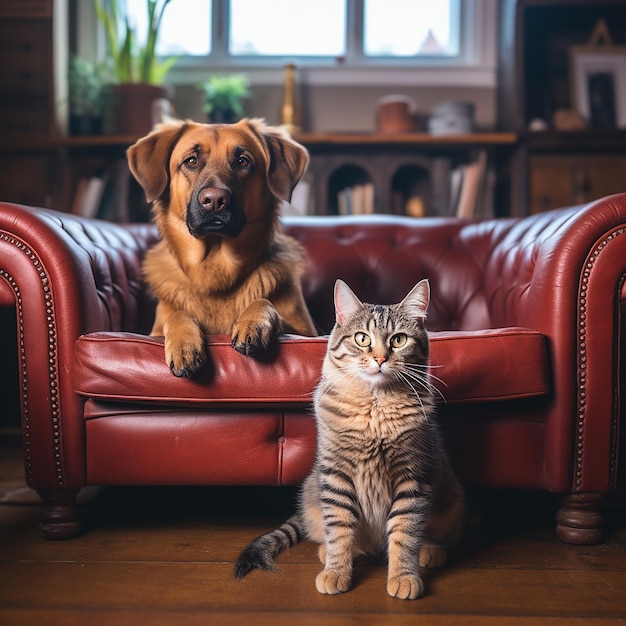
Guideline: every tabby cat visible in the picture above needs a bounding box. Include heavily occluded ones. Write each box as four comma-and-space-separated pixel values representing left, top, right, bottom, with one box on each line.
234, 278, 464, 600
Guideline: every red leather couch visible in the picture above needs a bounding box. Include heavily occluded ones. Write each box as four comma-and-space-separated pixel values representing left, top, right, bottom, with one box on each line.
0, 195, 623, 544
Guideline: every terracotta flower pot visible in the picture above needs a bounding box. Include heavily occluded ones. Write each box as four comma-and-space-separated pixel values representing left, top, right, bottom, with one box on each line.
111, 83, 174, 136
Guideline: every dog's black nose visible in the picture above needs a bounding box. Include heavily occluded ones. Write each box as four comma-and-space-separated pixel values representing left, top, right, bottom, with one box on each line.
198, 187, 231, 212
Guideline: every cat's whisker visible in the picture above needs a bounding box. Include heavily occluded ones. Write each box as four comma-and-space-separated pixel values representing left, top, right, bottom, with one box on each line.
400, 369, 447, 403
404, 362, 446, 376
403, 364, 448, 393
396, 372, 428, 414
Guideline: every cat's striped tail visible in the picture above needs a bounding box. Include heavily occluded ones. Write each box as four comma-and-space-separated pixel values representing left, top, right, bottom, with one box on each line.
234, 514, 303, 578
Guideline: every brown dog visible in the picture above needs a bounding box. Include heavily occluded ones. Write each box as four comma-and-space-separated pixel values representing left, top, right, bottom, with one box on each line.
127, 118, 317, 377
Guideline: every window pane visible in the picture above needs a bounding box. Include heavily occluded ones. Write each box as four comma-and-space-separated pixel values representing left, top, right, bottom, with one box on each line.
125, 0, 211, 56
229, 0, 345, 56
364, 0, 460, 57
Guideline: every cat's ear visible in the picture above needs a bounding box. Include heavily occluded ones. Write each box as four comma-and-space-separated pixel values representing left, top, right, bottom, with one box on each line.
334, 279, 363, 325
401, 279, 430, 320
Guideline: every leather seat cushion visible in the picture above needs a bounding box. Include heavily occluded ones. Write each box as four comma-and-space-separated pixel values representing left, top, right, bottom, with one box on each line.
73, 328, 550, 408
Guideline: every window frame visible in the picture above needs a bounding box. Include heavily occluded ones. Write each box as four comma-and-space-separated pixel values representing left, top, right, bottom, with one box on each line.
77, 0, 497, 87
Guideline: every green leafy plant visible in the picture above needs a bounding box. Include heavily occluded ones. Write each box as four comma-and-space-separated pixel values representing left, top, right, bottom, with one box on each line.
95, 0, 178, 84
68, 55, 103, 116
198, 74, 251, 122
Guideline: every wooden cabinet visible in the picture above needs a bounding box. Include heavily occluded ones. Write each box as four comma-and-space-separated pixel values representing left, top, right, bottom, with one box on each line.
526, 129, 626, 213
498, 0, 626, 215
529, 150, 626, 213
296, 133, 517, 218
0, 0, 56, 207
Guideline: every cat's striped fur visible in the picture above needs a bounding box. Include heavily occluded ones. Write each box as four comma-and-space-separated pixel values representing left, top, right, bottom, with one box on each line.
234, 279, 465, 599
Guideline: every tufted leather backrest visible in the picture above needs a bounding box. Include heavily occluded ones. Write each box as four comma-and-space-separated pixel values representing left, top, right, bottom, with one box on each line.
3, 205, 571, 337
60, 219, 161, 334
284, 209, 586, 335
285, 215, 504, 333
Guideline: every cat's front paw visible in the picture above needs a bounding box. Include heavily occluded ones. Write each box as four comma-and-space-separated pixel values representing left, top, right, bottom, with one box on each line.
418, 544, 447, 568
387, 574, 424, 600
317, 543, 326, 565
315, 568, 351, 595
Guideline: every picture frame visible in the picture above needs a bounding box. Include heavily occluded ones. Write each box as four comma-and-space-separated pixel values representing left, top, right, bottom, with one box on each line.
570, 46, 626, 129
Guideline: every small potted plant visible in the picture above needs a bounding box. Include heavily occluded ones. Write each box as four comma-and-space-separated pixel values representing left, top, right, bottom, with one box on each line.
68, 55, 103, 135
198, 74, 251, 124
95, 0, 178, 135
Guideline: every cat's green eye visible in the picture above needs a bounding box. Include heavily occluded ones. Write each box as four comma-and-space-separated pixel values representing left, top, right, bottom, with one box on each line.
390, 333, 408, 348
354, 332, 371, 347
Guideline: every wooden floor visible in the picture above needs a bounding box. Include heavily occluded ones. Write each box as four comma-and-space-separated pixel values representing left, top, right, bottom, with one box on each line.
1, 433, 625, 626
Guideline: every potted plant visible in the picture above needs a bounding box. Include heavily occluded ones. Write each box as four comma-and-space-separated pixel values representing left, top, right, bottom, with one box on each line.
68, 55, 103, 135
95, 0, 178, 135
198, 74, 251, 123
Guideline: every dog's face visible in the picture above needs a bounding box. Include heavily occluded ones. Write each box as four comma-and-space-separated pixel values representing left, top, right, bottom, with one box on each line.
127, 118, 309, 239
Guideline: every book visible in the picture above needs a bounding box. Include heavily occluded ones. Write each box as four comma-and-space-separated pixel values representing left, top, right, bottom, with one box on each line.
362, 182, 375, 214
338, 183, 375, 215
98, 160, 132, 222
287, 178, 310, 216
448, 165, 465, 216
70, 178, 89, 215
456, 150, 487, 219
337, 186, 352, 215
352, 184, 364, 215
79, 174, 108, 219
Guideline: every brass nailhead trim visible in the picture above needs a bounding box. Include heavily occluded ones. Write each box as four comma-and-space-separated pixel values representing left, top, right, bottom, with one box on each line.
576, 227, 625, 490
0, 231, 63, 486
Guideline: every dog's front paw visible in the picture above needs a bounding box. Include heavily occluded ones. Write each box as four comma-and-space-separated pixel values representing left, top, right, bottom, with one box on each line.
231, 321, 272, 356
165, 337, 206, 377
163, 313, 206, 377
231, 300, 280, 357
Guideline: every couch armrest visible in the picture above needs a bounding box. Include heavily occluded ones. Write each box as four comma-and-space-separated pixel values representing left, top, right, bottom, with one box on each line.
481, 194, 626, 492
0, 202, 159, 488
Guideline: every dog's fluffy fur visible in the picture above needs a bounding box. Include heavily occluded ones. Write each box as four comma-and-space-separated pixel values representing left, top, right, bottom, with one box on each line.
127, 118, 317, 377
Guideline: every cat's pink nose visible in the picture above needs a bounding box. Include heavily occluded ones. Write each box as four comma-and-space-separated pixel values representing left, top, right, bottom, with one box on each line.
374, 356, 387, 366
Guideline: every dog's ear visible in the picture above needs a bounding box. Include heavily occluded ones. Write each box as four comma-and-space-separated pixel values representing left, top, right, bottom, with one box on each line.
127, 120, 186, 203
245, 118, 309, 202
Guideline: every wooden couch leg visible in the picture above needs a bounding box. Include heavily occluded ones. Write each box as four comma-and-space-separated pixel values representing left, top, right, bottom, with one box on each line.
37, 488, 82, 540
555, 493, 604, 545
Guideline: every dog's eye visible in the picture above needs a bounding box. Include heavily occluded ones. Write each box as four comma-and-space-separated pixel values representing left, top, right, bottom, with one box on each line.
237, 155, 251, 169
183, 155, 198, 168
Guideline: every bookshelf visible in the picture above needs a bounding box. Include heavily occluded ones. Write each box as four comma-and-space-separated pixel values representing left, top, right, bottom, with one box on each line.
295, 132, 518, 218
51, 132, 518, 221
53, 135, 150, 222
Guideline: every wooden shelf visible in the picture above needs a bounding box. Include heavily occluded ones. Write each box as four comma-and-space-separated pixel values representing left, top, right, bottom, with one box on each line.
524, 130, 626, 152
295, 132, 518, 147
53, 132, 519, 150
53, 135, 140, 148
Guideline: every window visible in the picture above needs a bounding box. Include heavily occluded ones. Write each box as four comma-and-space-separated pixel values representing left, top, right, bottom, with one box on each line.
229, 0, 346, 57
363, 0, 459, 58
85, 0, 496, 87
